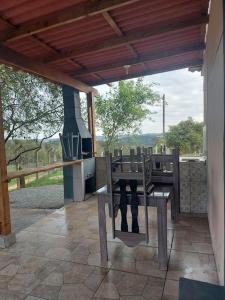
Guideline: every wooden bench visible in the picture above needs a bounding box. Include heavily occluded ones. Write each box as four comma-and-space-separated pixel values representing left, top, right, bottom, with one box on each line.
96, 184, 173, 270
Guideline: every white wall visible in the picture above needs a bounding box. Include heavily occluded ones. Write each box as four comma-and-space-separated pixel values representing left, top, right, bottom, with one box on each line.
204, 0, 224, 284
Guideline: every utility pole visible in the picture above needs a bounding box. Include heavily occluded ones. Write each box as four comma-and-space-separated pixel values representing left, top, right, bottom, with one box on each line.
163, 94, 165, 137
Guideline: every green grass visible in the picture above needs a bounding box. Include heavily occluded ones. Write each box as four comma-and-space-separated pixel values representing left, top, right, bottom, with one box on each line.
26, 169, 63, 188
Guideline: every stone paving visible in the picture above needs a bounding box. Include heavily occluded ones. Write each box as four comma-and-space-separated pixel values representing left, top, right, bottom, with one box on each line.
0, 196, 218, 299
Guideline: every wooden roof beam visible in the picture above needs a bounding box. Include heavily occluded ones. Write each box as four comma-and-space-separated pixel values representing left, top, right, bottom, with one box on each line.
74, 43, 205, 76
45, 14, 209, 63
102, 11, 123, 37
102, 11, 138, 58
0, 0, 139, 42
0, 44, 96, 94
91, 59, 203, 86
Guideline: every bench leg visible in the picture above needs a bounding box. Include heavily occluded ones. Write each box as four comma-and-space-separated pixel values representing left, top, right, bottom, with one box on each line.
157, 200, 168, 270
98, 194, 108, 265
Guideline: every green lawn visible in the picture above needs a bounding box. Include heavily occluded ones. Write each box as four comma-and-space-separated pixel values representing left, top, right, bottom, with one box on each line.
25, 169, 63, 188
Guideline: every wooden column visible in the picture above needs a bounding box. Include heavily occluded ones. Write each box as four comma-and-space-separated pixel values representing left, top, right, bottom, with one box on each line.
0, 91, 12, 235
87, 92, 96, 156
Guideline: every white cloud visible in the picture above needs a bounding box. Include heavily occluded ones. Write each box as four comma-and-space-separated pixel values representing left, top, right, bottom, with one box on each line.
95, 68, 203, 134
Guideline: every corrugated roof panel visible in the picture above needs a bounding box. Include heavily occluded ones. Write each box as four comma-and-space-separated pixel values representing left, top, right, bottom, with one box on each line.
95, 63, 146, 79
51, 58, 82, 70
132, 27, 201, 55
36, 15, 117, 51
75, 73, 102, 81
5, 36, 54, 58
110, 0, 202, 32
75, 46, 135, 68
80, 51, 203, 85
94, 67, 130, 79
0, 0, 209, 86
145, 51, 203, 69
0, 0, 85, 25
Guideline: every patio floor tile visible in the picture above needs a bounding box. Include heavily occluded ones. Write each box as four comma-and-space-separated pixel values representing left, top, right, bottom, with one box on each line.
167, 250, 218, 284
0, 196, 219, 299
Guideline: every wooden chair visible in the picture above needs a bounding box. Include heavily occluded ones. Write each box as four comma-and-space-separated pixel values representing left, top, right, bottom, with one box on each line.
106, 149, 153, 247
150, 148, 180, 221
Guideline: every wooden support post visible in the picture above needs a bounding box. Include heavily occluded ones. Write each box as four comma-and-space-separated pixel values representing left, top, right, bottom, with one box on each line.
16, 162, 19, 189
35, 149, 40, 180
47, 148, 53, 174
19, 173, 25, 189
15, 145, 23, 189
0, 88, 15, 246
160, 145, 163, 154
114, 149, 119, 157
87, 92, 96, 156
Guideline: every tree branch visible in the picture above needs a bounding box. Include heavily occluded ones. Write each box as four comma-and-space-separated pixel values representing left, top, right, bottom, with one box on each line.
7, 129, 60, 165
4, 103, 63, 142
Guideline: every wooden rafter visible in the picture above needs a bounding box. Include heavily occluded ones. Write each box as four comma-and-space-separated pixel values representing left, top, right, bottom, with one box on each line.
91, 58, 203, 86
102, 11, 123, 36
87, 92, 97, 156
92, 73, 111, 87
45, 15, 209, 63
102, 11, 142, 78
0, 0, 139, 42
102, 11, 138, 58
75, 43, 205, 76
0, 44, 96, 94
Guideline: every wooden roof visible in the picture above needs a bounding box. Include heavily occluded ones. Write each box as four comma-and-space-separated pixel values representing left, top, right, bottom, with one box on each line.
0, 0, 209, 92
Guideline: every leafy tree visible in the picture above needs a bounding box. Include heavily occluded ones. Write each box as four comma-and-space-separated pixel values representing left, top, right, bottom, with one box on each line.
165, 117, 203, 154
95, 78, 160, 151
0, 65, 63, 164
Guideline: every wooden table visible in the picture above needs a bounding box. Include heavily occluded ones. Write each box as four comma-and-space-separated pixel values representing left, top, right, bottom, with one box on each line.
96, 184, 173, 270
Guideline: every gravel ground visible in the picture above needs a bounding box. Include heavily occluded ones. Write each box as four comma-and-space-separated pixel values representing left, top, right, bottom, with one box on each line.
10, 185, 64, 209
9, 185, 64, 233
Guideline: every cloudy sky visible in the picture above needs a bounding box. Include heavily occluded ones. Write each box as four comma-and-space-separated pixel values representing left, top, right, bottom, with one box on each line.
95, 68, 204, 134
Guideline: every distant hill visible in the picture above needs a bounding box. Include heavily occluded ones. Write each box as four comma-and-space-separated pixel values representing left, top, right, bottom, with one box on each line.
97, 133, 161, 146
49, 132, 161, 147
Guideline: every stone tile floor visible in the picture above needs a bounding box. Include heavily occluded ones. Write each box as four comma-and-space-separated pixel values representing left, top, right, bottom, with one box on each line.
0, 196, 218, 300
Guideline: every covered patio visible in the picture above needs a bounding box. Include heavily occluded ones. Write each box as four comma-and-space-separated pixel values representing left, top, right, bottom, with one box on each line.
0, 0, 224, 299
0, 194, 217, 299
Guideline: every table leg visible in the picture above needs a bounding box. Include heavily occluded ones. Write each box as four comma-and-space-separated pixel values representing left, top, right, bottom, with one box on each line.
98, 194, 108, 265
157, 200, 168, 270
174, 181, 179, 222
171, 189, 176, 222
